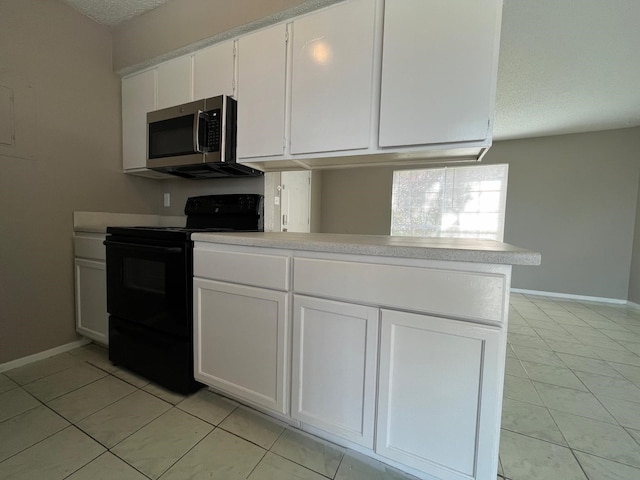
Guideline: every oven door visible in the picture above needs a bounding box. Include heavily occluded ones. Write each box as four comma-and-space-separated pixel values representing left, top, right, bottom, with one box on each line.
105, 236, 192, 337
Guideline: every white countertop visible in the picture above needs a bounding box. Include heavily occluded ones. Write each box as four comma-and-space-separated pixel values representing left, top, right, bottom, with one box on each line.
191, 232, 541, 266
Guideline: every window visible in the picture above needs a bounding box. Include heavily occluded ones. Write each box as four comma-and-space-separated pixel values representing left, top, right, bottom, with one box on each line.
391, 164, 508, 241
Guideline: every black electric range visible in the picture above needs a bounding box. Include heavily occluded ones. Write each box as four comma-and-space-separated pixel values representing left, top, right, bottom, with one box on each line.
104, 194, 263, 393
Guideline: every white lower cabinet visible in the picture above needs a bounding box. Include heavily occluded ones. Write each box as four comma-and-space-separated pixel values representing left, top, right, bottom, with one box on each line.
193, 278, 289, 414
292, 295, 378, 448
376, 309, 503, 480
74, 258, 108, 345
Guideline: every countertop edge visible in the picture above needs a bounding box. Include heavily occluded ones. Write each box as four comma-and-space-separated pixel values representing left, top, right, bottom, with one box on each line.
191, 233, 541, 266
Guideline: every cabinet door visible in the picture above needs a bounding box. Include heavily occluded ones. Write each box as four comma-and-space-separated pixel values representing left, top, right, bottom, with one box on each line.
194, 41, 235, 99
290, 0, 376, 155
157, 55, 193, 109
236, 24, 287, 159
194, 279, 289, 414
379, 0, 500, 147
377, 309, 503, 480
292, 296, 378, 447
122, 69, 156, 171
74, 259, 108, 345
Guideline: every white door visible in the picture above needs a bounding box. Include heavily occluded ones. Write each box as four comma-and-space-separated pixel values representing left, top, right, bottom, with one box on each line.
75, 259, 108, 345
280, 171, 311, 232
290, 0, 376, 154
236, 24, 287, 159
193, 278, 289, 414
292, 295, 378, 447
194, 41, 235, 99
121, 69, 156, 170
376, 309, 503, 480
379, 0, 500, 147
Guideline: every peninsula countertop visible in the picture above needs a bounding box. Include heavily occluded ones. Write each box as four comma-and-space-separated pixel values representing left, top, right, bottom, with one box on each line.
191, 232, 541, 266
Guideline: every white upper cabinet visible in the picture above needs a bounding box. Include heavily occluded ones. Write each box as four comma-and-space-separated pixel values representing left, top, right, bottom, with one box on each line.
379, 0, 501, 147
194, 41, 235, 99
122, 69, 156, 172
236, 24, 288, 160
289, 0, 376, 155
157, 55, 193, 109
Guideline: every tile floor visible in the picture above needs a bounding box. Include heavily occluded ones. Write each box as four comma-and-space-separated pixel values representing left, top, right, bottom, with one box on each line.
1, 293, 640, 479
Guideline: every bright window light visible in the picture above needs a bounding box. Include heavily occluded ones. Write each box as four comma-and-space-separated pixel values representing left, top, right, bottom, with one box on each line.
391, 164, 509, 241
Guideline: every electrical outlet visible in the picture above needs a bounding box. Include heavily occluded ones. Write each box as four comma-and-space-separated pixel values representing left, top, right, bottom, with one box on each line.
163, 193, 170, 207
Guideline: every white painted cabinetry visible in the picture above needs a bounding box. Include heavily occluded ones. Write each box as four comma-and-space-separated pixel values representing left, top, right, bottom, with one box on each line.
73, 233, 108, 345
379, 0, 501, 148
289, 0, 376, 155
193, 245, 291, 415
194, 41, 235, 99
236, 24, 288, 160
156, 55, 193, 109
291, 295, 378, 448
377, 309, 503, 480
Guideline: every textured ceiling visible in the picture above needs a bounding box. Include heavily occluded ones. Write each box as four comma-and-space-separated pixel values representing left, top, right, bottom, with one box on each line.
60, 0, 172, 27
61, 0, 640, 141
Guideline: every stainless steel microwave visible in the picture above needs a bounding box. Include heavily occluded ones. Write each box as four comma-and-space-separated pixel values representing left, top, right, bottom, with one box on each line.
146, 95, 262, 179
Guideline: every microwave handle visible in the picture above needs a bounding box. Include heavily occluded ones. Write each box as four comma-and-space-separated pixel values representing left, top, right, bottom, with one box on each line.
194, 110, 204, 153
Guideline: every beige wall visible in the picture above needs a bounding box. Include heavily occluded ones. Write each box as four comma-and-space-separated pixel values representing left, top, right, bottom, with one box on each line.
319, 127, 640, 300
0, 0, 161, 364
112, 0, 340, 73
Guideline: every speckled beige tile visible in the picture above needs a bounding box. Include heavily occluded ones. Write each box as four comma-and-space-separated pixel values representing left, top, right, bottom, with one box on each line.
0, 405, 69, 462
0, 426, 104, 479
112, 408, 213, 479
249, 452, 327, 480
533, 382, 615, 423
159, 428, 265, 480
4, 353, 83, 385
521, 362, 588, 391
334, 450, 419, 480
0, 387, 40, 422
499, 429, 587, 480
503, 375, 544, 406
219, 407, 285, 449
142, 382, 187, 405
23, 363, 107, 402
66, 452, 148, 480
77, 390, 171, 448
176, 388, 238, 425
0, 373, 18, 394
501, 397, 566, 445
271, 429, 344, 478
574, 451, 640, 480
47, 375, 135, 422
550, 410, 640, 468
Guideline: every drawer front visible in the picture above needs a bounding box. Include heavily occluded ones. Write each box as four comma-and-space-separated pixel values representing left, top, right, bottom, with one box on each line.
194, 247, 290, 291
294, 258, 506, 323
74, 235, 106, 261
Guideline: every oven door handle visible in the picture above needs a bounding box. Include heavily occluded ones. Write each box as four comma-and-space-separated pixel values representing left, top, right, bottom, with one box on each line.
103, 240, 184, 254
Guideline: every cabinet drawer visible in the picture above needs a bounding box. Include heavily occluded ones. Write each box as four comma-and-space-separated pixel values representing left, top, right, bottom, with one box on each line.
294, 258, 506, 323
194, 246, 290, 291
74, 234, 106, 261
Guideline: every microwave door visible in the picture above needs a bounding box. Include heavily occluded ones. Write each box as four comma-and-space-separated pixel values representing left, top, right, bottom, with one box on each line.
147, 100, 207, 169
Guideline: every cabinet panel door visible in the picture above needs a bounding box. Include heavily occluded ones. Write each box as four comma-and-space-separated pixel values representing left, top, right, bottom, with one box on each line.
379, 0, 500, 147
157, 55, 193, 109
194, 279, 289, 414
236, 24, 287, 159
194, 41, 235, 99
377, 309, 503, 480
292, 295, 378, 447
75, 259, 108, 345
290, 0, 376, 154
122, 70, 156, 170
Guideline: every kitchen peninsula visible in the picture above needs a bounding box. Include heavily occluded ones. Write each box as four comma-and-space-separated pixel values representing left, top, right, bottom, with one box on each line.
191, 232, 540, 480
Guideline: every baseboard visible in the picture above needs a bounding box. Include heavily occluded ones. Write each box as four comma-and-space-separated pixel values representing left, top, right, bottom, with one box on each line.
510, 288, 627, 305
0, 338, 91, 373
